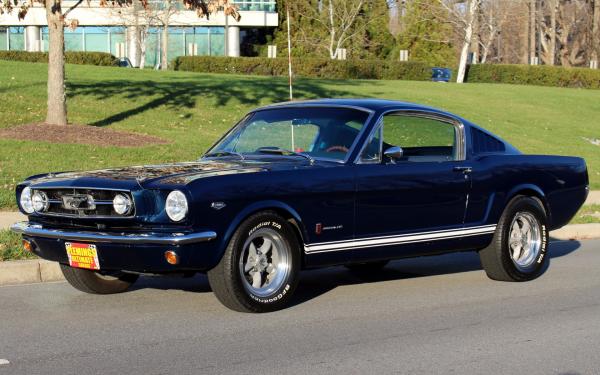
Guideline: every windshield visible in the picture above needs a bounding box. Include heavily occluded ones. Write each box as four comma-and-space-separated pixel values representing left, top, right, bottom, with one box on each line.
207, 107, 371, 162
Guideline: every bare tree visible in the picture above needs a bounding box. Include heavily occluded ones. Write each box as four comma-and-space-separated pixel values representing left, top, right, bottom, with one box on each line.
326, 0, 363, 59
529, 0, 536, 64
289, 0, 386, 60
593, 0, 600, 63
477, 0, 513, 63
437, 0, 480, 83
0, 0, 240, 125
539, 0, 558, 65
153, 0, 180, 69
558, 0, 589, 66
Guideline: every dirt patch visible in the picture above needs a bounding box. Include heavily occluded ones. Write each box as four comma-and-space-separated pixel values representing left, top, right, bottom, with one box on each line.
0, 123, 169, 147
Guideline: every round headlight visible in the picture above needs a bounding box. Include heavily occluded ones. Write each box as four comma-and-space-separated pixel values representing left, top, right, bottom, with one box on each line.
113, 194, 132, 215
32, 190, 49, 212
19, 186, 34, 214
165, 190, 188, 222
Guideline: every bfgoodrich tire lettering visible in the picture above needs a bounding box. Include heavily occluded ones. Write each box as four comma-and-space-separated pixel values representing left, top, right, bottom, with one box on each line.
60, 264, 139, 294
479, 196, 549, 282
207, 211, 301, 313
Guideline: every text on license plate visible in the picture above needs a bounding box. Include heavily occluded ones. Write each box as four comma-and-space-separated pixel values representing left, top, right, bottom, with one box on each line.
65, 242, 100, 270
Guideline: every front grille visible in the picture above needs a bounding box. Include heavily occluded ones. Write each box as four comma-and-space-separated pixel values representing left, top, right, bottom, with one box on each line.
32, 188, 135, 218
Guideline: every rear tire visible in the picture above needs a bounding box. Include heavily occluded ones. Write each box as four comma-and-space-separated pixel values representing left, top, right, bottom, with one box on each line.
479, 196, 549, 282
207, 211, 301, 313
60, 264, 138, 294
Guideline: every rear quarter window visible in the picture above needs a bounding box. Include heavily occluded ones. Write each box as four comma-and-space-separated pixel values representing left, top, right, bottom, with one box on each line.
471, 128, 505, 154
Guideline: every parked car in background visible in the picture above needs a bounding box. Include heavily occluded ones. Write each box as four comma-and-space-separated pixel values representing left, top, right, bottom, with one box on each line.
11, 99, 589, 312
432, 67, 452, 82
117, 58, 132, 68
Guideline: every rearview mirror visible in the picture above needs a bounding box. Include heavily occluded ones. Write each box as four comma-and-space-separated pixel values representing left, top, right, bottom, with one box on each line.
384, 146, 404, 161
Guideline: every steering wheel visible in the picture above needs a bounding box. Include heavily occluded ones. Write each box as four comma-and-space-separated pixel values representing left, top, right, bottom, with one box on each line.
325, 145, 349, 153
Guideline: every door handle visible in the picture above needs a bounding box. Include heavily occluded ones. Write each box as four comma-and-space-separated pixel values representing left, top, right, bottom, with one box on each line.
453, 166, 473, 174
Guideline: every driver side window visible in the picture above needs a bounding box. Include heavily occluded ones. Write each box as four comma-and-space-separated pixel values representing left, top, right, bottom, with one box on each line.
361, 114, 458, 163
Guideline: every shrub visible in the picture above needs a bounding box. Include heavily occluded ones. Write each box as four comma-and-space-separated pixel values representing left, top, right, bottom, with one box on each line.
65, 51, 118, 66
0, 50, 118, 66
466, 63, 600, 89
173, 56, 431, 81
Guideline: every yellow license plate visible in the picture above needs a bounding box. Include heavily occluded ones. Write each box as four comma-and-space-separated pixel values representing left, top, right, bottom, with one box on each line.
65, 242, 100, 270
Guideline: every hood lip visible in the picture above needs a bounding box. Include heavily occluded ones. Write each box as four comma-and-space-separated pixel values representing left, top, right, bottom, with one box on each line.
20, 157, 335, 190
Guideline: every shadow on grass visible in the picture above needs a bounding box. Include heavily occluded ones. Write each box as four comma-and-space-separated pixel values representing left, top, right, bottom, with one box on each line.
129, 240, 582, 309
66, 75, 375, 127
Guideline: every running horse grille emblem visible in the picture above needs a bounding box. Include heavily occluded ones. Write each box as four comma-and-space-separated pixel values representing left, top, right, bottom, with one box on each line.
62, 194, 96, 211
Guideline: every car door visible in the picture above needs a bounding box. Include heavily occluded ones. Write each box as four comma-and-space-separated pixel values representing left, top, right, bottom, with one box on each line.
352, 111, 471, 260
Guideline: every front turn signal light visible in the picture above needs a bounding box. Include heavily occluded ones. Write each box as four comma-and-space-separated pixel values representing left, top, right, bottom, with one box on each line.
23, 240, 33, 252
164, 250, 179, 265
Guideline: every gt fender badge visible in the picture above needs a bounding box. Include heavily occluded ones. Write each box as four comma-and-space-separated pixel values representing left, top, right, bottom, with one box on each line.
210, 202, 226, 210
315, 223, 322, 235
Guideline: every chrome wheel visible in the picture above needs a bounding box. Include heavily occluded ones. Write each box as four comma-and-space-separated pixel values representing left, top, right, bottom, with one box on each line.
239, 228, 291, 298
508, 212, 542, 271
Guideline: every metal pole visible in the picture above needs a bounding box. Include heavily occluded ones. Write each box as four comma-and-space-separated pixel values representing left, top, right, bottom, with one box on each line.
286, 3, 293, 101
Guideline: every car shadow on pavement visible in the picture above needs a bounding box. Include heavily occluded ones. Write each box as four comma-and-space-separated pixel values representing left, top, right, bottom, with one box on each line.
289, 239, 582, 308
126, 240, 582, 306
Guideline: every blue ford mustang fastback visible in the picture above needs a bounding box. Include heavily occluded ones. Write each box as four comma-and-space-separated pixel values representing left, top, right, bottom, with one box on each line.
11, 99, 589, 312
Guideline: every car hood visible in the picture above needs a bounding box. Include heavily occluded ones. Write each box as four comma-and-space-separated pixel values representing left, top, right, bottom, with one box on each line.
25, 159, 319, 190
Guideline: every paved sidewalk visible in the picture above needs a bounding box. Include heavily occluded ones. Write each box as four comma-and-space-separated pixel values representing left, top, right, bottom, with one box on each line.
0, 211, 25, 230
587, 190, 600, 205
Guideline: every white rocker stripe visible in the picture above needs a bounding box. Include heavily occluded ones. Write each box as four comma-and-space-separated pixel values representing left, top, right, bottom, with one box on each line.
304, 225, 497, 254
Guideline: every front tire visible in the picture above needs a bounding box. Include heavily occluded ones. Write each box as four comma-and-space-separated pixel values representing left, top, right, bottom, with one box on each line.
207, 211, 301, 313
479, 196, 549, 282
60, 264, 138, 294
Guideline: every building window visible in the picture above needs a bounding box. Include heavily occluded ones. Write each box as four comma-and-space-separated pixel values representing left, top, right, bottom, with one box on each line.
0, 27, 7, 51
8, 27, 25, 51
233, 0, 276, 12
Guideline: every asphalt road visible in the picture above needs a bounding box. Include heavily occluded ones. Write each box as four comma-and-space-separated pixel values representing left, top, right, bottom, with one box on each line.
1, 240, 599, 375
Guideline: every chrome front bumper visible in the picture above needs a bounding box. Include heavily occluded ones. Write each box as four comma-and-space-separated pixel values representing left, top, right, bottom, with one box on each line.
10, 222, 217, 246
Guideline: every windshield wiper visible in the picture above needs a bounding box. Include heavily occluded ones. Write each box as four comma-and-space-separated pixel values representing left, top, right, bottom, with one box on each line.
256, 147, 314, 164
204, 151, 245, 160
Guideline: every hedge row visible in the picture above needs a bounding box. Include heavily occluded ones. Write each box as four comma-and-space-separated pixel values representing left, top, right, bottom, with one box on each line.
466, 63, 600, 89
173, 56, 431, 81
0, 51, 118, 66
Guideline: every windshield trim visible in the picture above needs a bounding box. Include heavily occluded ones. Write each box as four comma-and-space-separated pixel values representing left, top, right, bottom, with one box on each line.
203, 104, 375, 164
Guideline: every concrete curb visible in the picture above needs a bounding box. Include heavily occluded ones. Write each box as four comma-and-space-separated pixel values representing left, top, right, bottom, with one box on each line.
549, 223, 600, 241
0, 224, 598, 287
0, 259, 64, 286
0, 212, 26, 230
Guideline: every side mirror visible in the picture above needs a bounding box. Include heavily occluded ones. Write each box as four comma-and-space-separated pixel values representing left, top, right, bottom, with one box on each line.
383, 146, 404, 161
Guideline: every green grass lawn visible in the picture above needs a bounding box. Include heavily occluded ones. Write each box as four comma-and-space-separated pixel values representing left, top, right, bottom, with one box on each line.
1, 60, 600, 210
569, 204, 600, 224
0, 229, 36, 261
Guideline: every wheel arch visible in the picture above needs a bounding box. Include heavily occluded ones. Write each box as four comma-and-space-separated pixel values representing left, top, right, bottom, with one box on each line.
220, 201, 309, 265
504, 184, 550, 221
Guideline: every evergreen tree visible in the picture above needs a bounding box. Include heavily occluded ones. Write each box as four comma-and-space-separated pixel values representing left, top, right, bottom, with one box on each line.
396, 0, 455, 66
270, 0, 397, 60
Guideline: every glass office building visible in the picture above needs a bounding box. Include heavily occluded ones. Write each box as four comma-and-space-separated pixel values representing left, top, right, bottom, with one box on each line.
0, 0, 276, 66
